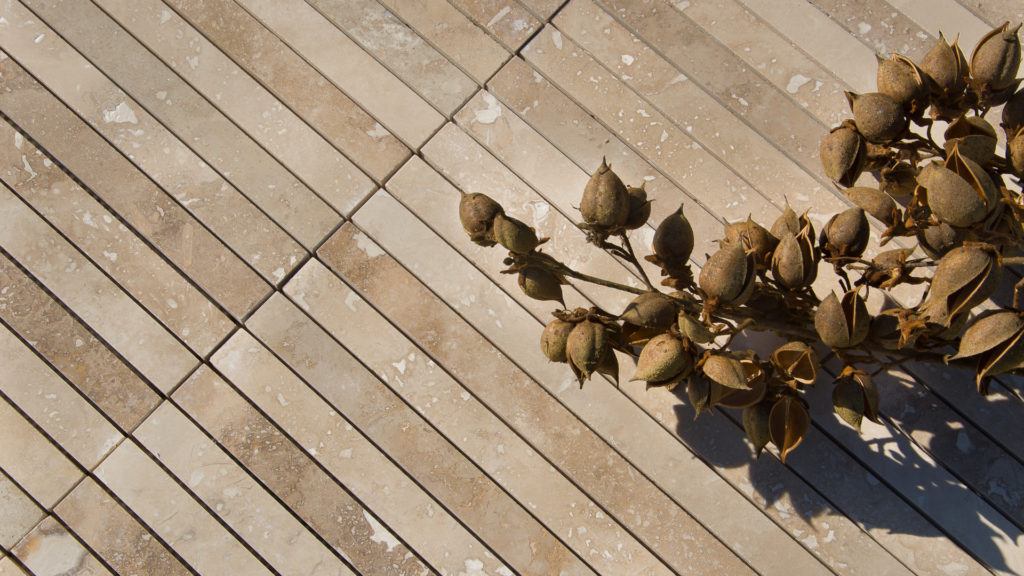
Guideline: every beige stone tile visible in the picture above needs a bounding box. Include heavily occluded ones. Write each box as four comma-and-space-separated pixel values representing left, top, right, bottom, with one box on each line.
0, 326, 122, 469
173, 366, 435, 576
0, 186, 197, 393
54, 477, 193, 576
0, 558, 27, 576
550, 0, 845, 214
0, 120, 234, 356
308, 0, 477, 116
518, 0, 562, 19
0, 474, 44, 550
521, 26, 785, 225
885, 0, 993, 42
149, 0, 409, 181
234, 0, 445, 149
319, 224, 757, 575
0, 54, 270, 320
284, 259, 652, 576
12, 516, 113, 576
807, 0, 934, 61
448, 0, 540, 50
210, 327, 507, 576
81, 3, 343, 248
957, 0, 1024, 27
94, 441, 273, 576
4, 2, 309, 282
0, 396, 81, 509
0, 253, 161, 432
134, 403, 355, 576
376, 0, 509, 82
594, 0, 826, 173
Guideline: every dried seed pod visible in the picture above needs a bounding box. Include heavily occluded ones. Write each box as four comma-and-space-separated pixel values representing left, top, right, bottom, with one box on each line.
718, 377, 767, 409
770, 342, 819, 385
724, 217, 779, 272
492, 212, 539, 254
678, 312, 715, 344
820, 207, 870, 260
771, 232, 818, 290
821, 121, 868, 186
917, 221, 963, 259
943, 116, 997, 166
951, 310, 1024, 394
877, 53, 930, 115
743, 402, 773, 456
688, 373, 726, 415
970, 22, 1022, 93
921, 32, 969, 99
861, 247, 917, 288
880, 161, 918, 198
624, 184, 652, 230
652, 204, 695, 270
580, 158, 630, 229
815, 289, 871, 348
702, 353, 751, 390
921, 244, 1001, 326
619, 292, 678, 329
459, 192, 502, 246
518, 266, 564, 306
846, 92, 908, 144
832, 369, 880, 432
1010, 127, 1024, 176
844, 187, 900, 227
699, 242, 756, 306
540, 319, 575, 363
632, 333, 692, 383
566, 319, 609, 384
769, 395, 810, 463
1003, 88, 1024, 136
921, 148, 998, 227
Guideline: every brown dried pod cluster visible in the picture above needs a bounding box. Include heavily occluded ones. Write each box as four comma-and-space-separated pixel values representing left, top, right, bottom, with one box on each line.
458, 21, 1024, 464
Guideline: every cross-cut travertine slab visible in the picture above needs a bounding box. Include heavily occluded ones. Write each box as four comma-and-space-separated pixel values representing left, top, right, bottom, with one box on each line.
55, 477, 193, 576
448, 0, 540, 50
0, 397, 80, 509
12, 516, 113, 576
0, 474, 43, 550
174, 366, 436, 576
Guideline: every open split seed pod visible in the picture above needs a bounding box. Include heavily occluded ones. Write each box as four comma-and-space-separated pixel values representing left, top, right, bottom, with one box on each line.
815, 288, 871, 348
832, 367, 881, 432
877, 53, 931, 116
699, 242, 757, 307
724, 217, 779, 272
920, 244, 1002, 327
770, 342, 819, 386
771, 230, 818, 290
949, 309, 1024, 394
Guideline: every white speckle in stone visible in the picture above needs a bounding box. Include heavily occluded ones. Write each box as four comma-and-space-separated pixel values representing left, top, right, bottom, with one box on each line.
367, 122, 390, 140
459, 559, 486, 576
21, 155, 37, 180
496, 568, 514, 576
103, 102, 138, 124
156, 90, 167, 100
858, 22, 872, 34
81, 211, 97, 228
13, 132, 23, 149
956, 430, 974, 453
461, 391, 471, 401
674, 0, 690, 8
787, 74, 811, 94
103, 251, 118, 262
272, 267, 286, 282
277, 393, 289, 407
161, 9, 173, 23
34, 33, 45, 43
344, 291, 361, 311
487, 6, 511, 28
621, 54, 634, 65
340, 448, 352, 458
363, 510, 401, 551
189, 470, 204, 487
551, 29, 562, 49
474, 92, 502, 125
393, 359, 406, 374
187, 55, 199, 69
354, 232, 386, 258
166, 298, 178, 309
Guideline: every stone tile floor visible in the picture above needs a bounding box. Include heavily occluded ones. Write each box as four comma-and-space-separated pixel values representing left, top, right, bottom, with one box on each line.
1, 0, 1023, 574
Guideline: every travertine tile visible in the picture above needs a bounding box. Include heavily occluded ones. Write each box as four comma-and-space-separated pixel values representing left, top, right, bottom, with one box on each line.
0, 558, 26, 576
885, 0, 992, 43
0, 473, 43, 549
809, 363, 1024, 576
0, 54, 270, 320
0, 396, 81, 509
307, 0, 477, 115
0, 326, 122, 469
55, 477, 193, 576
4, 1, 309, 282
148, 0, 409, 181
956, 0, 1024, 28
93, 441, 273, 576
375, 0, 509, 82
134, 403, 355, 576
319, 223, 758, 575
173, 366, 435, 576
808, 0, 934, 60
0, 187, 197, 393
551, 0, 842, 211
211, 327, 507, 576
12, 516, 113, 576
518, 0, 563, 19
594, 0, 826, 172
0, 119, 234, 356
234, 0, 445, 149
448, 0, 541, 50
285, 259, 649, 576
0, 253, 161, 432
